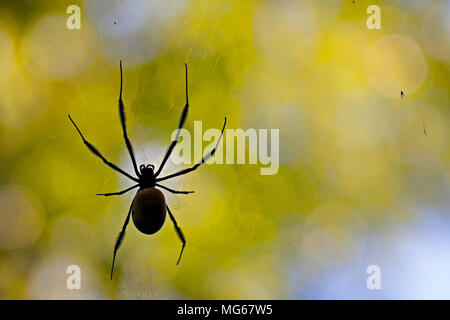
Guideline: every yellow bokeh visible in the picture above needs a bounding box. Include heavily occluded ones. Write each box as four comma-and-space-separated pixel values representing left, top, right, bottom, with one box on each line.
0, 0, 448, 299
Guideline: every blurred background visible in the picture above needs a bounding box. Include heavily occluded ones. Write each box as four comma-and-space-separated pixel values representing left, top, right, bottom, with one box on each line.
0, 0, 448, 299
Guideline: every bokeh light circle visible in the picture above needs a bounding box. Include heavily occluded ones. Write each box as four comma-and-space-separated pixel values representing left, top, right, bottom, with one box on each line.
85, 0, 187, 66
253, 0, 318, 65
0, 71, 50, 129
420, 1, 450, 62
0, 29, 15, 84
27, 255, 106, 299
23, 14, 94, 79
0, 185, 45, 251
364, 34, 428, 98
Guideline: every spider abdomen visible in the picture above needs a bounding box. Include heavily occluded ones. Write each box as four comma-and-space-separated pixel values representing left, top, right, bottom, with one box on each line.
132, 188, 166, 235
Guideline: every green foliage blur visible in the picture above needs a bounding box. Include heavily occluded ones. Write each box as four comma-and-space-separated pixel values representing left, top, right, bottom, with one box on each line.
0, 0, 448, 299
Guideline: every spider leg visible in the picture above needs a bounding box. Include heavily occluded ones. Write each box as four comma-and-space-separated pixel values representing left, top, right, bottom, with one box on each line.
155, 63, 189, 177
111, 195, 136, 280
156, 117, 226, 182
166, 205, 186, 265
97, 184, 139, 196
156, 183, 194, 194
68, 115, 139, 183
118, 61, 140, 177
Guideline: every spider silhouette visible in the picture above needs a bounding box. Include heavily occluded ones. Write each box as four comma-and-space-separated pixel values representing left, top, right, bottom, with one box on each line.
68, 61, 226, 279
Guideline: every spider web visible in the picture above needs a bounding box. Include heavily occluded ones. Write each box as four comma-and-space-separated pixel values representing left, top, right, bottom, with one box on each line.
82, 0, 256, 290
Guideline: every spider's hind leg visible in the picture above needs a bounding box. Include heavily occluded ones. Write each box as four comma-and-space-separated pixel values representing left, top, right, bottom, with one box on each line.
166, 205, 186, 265
111, 195, 136, 279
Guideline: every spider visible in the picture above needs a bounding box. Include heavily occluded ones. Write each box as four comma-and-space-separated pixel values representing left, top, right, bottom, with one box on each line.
68, 61, 226, 279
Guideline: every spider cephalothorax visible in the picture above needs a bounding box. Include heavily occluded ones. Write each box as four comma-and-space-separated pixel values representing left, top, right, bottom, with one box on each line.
139, 164, 156, 188
68, 61, 226, 279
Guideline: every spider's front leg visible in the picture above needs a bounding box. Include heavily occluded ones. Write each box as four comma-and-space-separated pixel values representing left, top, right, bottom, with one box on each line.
154, 63, 189, 177
156, 117, 226, 182
118, 61, 141, 177
68, 115, 139, 183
